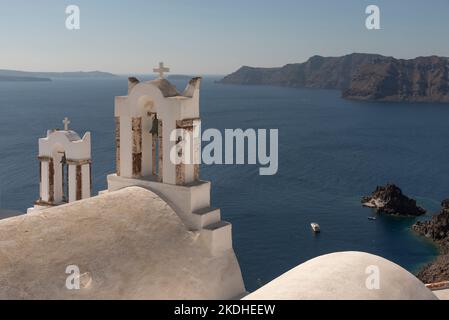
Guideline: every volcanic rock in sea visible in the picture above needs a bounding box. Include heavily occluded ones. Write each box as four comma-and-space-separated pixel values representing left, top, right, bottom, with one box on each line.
361, 184, 426, 216
413, 200, 449, 284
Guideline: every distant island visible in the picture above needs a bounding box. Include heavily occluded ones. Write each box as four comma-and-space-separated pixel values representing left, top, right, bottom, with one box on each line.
0, 75, 51, 82
0, 69, 117, 82
219, 53, 449, 103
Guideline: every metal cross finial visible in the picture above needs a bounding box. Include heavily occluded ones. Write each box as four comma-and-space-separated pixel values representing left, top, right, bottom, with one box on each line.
153, 62, 170, 79
63, 117, 71, 131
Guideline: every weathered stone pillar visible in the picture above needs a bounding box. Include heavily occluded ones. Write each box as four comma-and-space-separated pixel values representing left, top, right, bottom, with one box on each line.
37, 156, 52, 204
194, 164, 200, 181
89, 162, 92, 197
158, 120, 163, 182
76, 165, 82, 201
175, 118, 201, 185
39, 159, 42, 196
176, 156, 186, 185
115, 116, 120, 176
76, 165, 83, 200
67, 159, 91, 202
81, 162, 91, 199
68, 163, 77, 203
152, 134, 157, 176
149, 114, 158, 177
62, 161, 68, 203
48, 158, 55, 203
132, 117, 142, 178
193, 119, 201, 181
175, 122, 186, 186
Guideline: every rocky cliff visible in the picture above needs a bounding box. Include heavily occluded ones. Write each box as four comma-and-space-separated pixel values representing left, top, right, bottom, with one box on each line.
413, 200, 449, 283
220, 53, 387, 89
343, 56, 449, 102
220, 54, 449, 103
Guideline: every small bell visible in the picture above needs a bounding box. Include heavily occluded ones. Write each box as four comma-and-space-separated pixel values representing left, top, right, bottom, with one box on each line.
59, 152, 67, 164
149, 117, 159, 135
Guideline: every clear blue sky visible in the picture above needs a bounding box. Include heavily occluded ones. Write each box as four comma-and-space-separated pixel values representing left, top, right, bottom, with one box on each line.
1, 0, 448, 74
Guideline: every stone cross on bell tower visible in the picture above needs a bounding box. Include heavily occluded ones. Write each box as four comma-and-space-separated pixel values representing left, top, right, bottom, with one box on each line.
63, 117, 71, 131
153, 62, 170, 79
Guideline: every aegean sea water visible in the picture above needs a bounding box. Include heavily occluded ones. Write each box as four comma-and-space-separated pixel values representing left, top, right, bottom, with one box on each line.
0, 76, 447, 292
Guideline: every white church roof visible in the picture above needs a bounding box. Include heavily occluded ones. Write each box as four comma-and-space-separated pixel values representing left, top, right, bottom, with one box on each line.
244, 251, 437, 300
0, 187, 245, 299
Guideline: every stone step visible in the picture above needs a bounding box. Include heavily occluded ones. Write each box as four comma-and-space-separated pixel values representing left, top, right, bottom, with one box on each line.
200, 221, 232, 255
191, 207, 221, 229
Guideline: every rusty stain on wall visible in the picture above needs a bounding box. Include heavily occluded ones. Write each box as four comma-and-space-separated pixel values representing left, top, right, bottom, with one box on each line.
152, 134, 157, 176
76, 165, 82, 201
89, 163, 92, 197
48, 158, 54, 203
132, 117, 142, 178
194, 164, 200, 181
157, 120, 163, 182
115, 117, 120, 176
132, 153, 142, 178
38, 161, 42, 200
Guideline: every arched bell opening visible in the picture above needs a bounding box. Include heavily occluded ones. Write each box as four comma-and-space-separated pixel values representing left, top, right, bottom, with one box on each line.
50, 144, 67, 204
51, 143, 67, 205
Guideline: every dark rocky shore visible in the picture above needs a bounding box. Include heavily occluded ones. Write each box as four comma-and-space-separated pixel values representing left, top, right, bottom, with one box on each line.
362, 184, 449, 282
413, 200, 449, 283
361, 184, 426, 216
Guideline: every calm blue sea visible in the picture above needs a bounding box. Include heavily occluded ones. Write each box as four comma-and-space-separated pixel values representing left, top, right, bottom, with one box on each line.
0, 76, 447, 292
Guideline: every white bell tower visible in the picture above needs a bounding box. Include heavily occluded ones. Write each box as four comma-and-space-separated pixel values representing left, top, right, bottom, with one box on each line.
107, 64, 233, 256
112, 62, 201, 185
28, 118, 92, 213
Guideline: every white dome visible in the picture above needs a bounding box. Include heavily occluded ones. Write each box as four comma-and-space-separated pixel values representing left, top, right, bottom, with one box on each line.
244, 251, 437, 300
146, 78, 180, 97
0, 187, 245, 299
61, 130, 81, 141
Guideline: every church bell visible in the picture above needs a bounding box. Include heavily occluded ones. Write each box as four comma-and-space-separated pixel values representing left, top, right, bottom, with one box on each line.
149, 117, 159, 135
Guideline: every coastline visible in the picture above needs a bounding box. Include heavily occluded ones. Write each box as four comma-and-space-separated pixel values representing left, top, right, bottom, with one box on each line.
413, 200, 449, 283
416, 244, 449, 284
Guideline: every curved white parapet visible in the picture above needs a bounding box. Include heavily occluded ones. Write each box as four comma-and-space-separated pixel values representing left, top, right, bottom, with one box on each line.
244, 251, 437, 300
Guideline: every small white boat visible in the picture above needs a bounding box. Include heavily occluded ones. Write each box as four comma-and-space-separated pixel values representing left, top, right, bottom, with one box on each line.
310, 222, 320, 233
